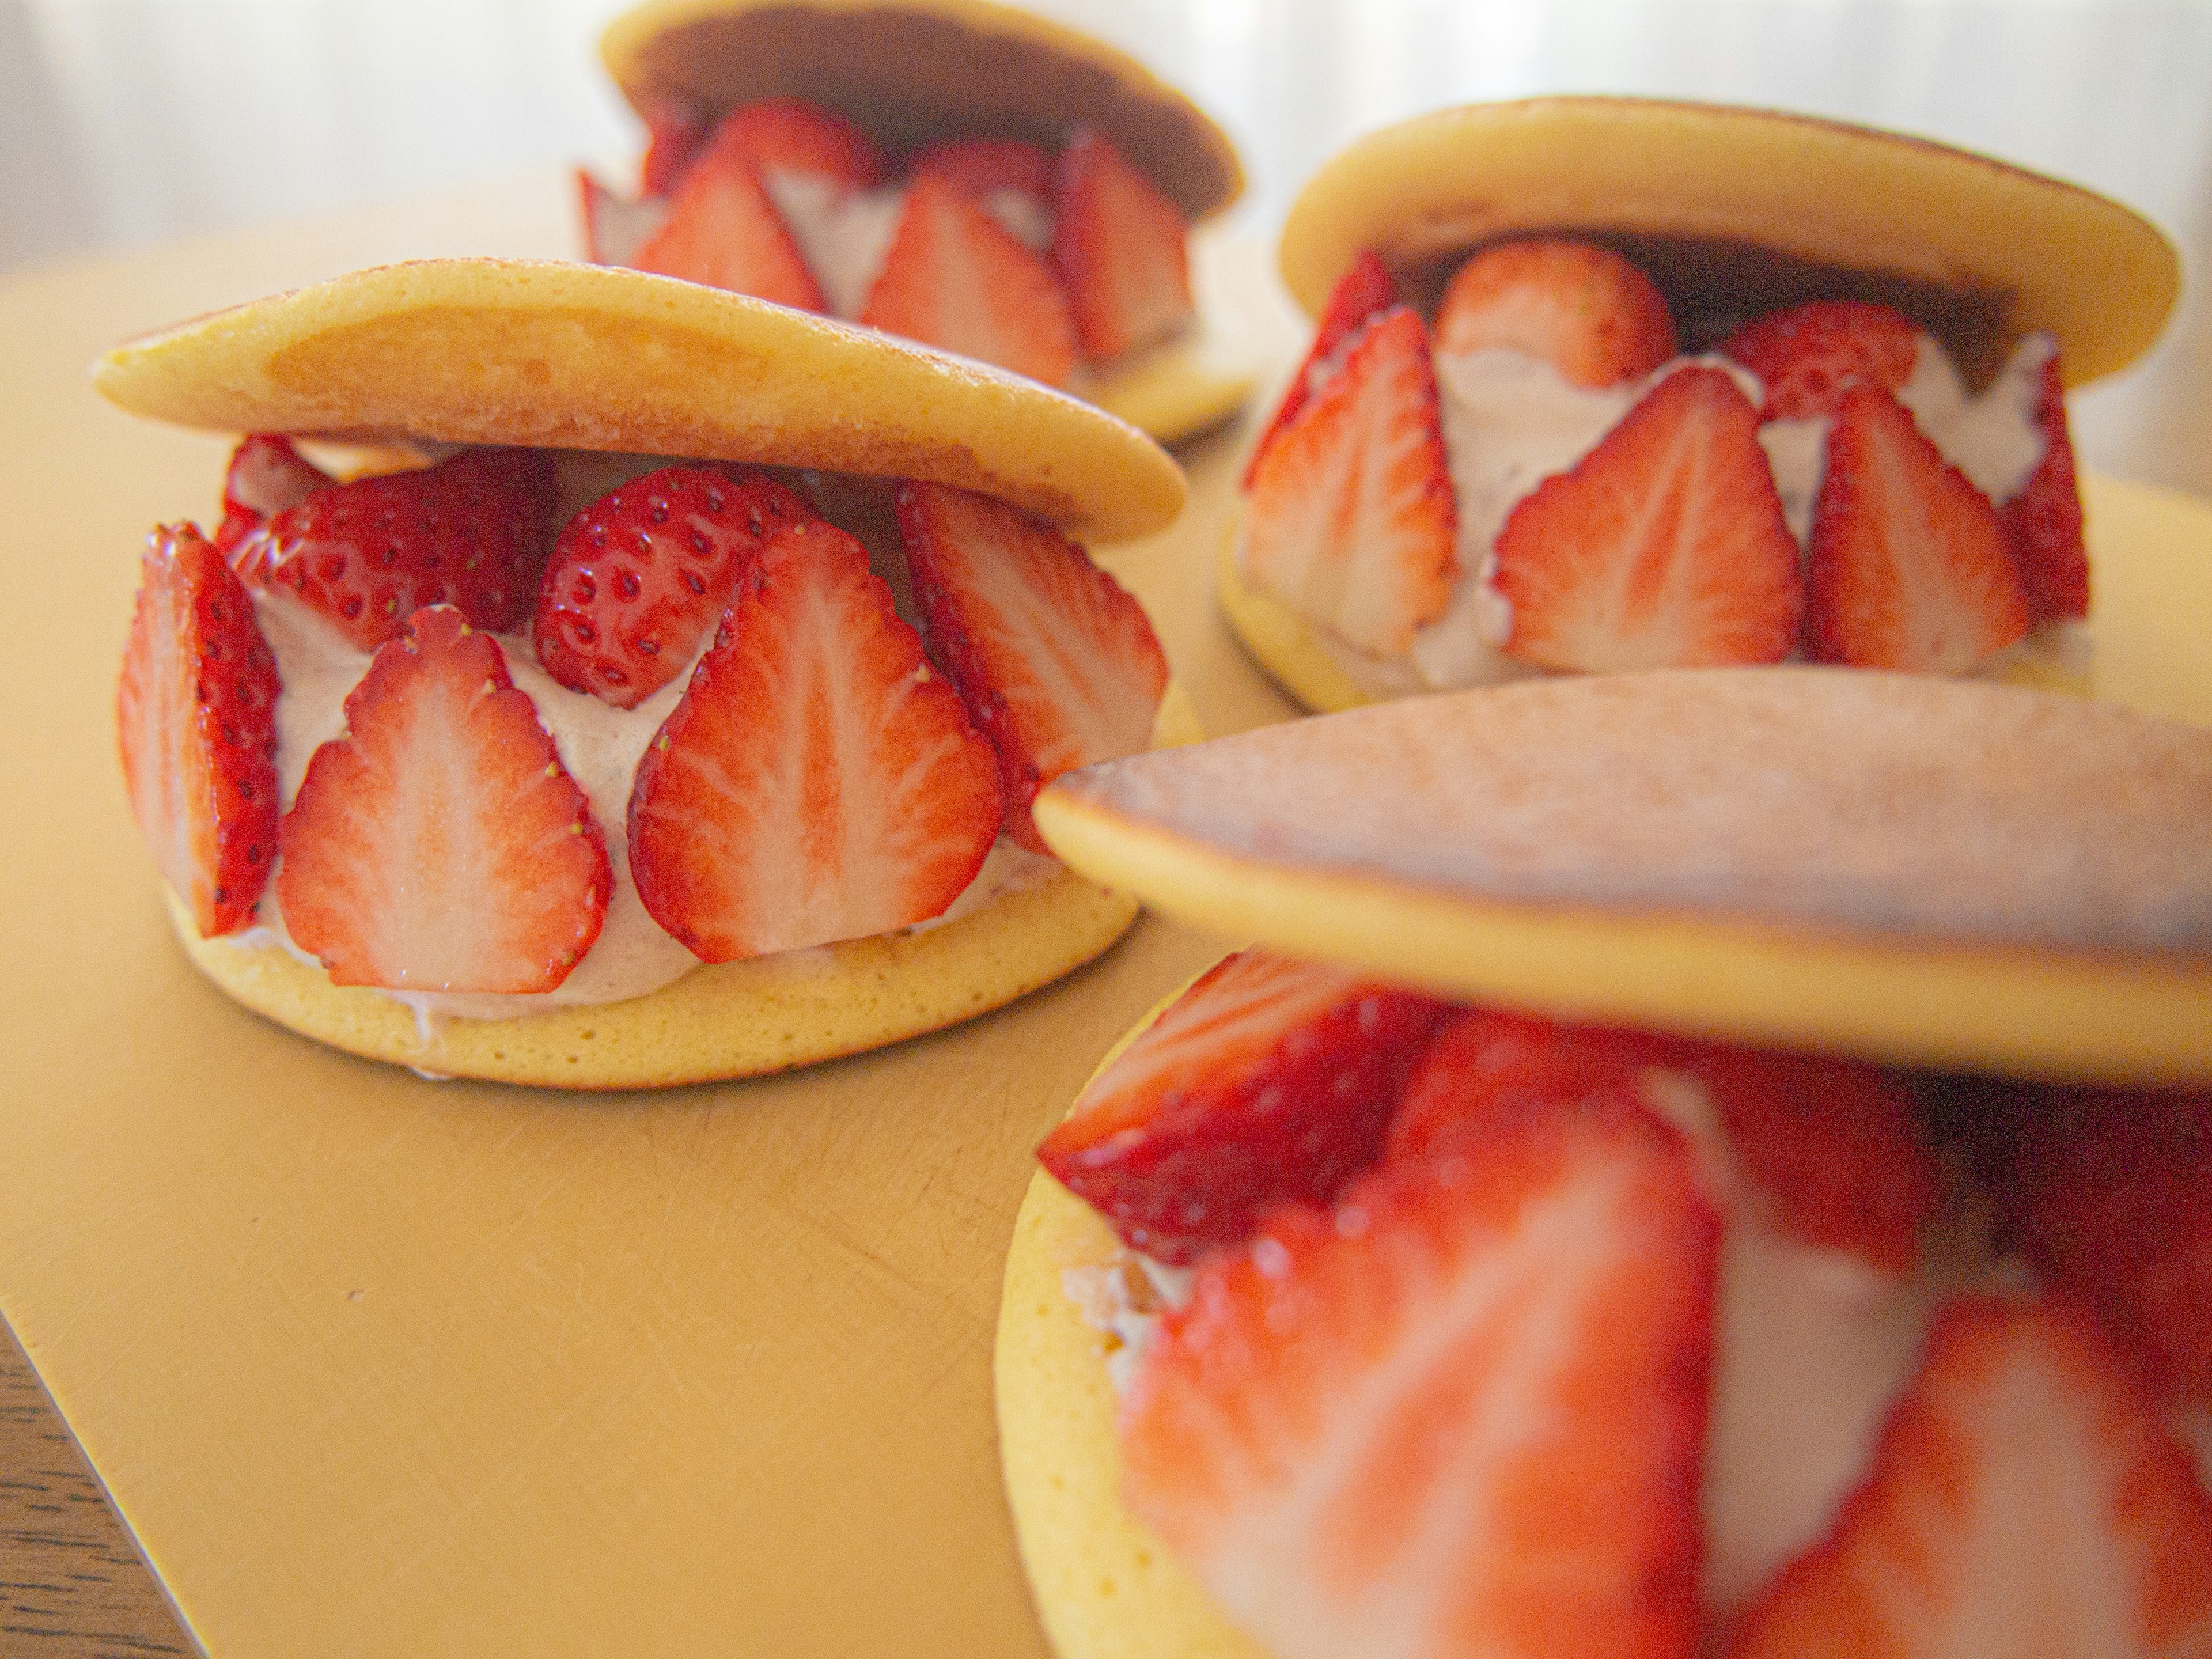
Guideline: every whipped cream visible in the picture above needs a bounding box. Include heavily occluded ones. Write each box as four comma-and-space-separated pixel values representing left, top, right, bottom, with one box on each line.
245, 584, 1061, 1027
1260, 333, 2055, 696
764, 169, 1058, 320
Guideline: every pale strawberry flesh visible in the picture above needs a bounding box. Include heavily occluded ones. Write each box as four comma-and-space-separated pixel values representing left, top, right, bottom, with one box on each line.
276, 607, 611, 993
2000, 348, 2090, 624
1242, 304, 1459, 657
859, 172, 1076, 387
1122, 1089, 1718, 1659
626, 518, 1002, 960
116, 523, 282, 937
229, 447, 557, 653
1243, 248, 1399, 487
213, 434, 330, 554
1051, 126, 1192, 362
896, 482, 1166, 851
1726, 1297, 2212, 1658
631, 144, 825, 310
1038, 949, 1453, 1264
1805, 382, 2029, 672
1433, 236, 1678, 388
533, 465, 812, 708
1721, 300, 1924, 422
1492, 363, 1802, 672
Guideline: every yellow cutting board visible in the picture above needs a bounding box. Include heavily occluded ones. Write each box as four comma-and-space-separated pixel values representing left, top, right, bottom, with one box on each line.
0, 172, 2205, 1658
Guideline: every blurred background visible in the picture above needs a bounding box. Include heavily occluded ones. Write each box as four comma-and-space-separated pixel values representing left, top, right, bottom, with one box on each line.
4, 0, 2209, 490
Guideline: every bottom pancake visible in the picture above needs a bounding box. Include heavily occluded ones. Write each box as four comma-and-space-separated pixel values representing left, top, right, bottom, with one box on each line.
1087, 331, 1255, 449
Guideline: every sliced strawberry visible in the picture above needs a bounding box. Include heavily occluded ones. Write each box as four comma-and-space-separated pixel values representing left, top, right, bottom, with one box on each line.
212, 434, 330, 554
1993, 1082, 2212, 1409
117, 524, 281, 937
1241, 304, 1458, 657
1388, 1009, 1935, 1274
276, 607, 609, 992
1491, 363, 1801, 672
1122, 1089, 1718, 1659
691, 97, 885, 191
1727, 1296, 2212, 1658
577, 168, 672, 267
532, 465, 812, 708
896, 482, 1166, 850
229, 447, 556, 653
1721, 299, 1923, 422
1999, 345, 2090, 623
1243, 249, 1399, 488
858, 172, 1077, 387
631, 140, 825, 310
908, 137, 1054, 218
638, 100, 708, 197
1434, 237, 1679, 389
1050, 126, 1192, 362
1037, 949, 1452, 1264
626, 518, 1002, 960
1806, 381, 2030, 671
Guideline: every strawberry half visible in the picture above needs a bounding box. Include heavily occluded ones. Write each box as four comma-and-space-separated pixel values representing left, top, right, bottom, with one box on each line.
1387, 1009, 1936, 1274
638, 100, 707, 197
117, 524, 282, 937
859, 172, 1077, 387
1242, 248, 1399, 488
908, 136, 1055, 248
1037, 949, 1453, 1264
1805, 381, 2030, 672
1241, 304, 1459, 657
2000, 345, 2090, 623
1491, 363, 1802, 672
229, 447, 557, 653
896, 482, 1166, 851
533, 465, 812, 708
1727, 1297, 2212, 1658
1433, 236, 1679, 388
1995, 1082, 2212, 1410
276, 607, 611, 993
1721, 299, 1923, 422
626, 518, 1003, 960
212, 434, 330, 554
632, 142, 825, 310
690, 97, 885, 191
1050, 126, 1192, 362
1122, 1088, 1718, 1659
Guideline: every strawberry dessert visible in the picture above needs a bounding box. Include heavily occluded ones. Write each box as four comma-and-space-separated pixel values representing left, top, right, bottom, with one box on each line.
579, 99, 1198, 397
118, 439, 1170, 1039
1037, 947, 2212, 1658
1238, 240, 2082, 696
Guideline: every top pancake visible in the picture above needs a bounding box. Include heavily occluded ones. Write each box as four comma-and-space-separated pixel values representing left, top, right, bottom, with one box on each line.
1032, 670, 2212, 1082
1277, 98, 2178, 388
599, 0, 1243, 222
90, 257, 1186, 542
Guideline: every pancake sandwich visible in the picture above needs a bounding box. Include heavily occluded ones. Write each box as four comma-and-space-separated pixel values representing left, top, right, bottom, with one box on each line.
96, 257, 1193, 1088
996, 671, 2212, 1658
1224, 98, 2181, 711
579, 0, 1255, 444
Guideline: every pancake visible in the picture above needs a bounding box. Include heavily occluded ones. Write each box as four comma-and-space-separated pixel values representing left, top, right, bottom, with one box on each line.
999, 669, 2212, 1658
593, 0, 1255, 444
99, 258, 1198, 1088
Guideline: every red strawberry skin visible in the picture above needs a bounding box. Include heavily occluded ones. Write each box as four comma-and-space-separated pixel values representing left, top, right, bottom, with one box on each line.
1122, 1089, 1718, 1659
1434, 236, 1679, 388
117, 524, 282, 937
276, 607, 611, 993
1721, 300, 1923, 421
1241, 304, 1459, 657
690, 97, 885, 190
632, 141, 825, 310
1806, 382, 2029, 672
213, 434, 330, 554
229, 448, 557, 653
896, 482, 1166, 851
626, 518, 1003, 960
1726, 1297, 2212, 1658
1243, 248, 1399, 488
1492, 363, 1802, 672
532, 465, 812, 708
1051, 126, 1192, 362
2000, 347, 2090, 624
860, 172, 1077, 387
1037, 949, 1453, 1264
